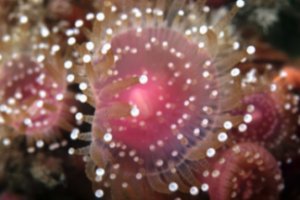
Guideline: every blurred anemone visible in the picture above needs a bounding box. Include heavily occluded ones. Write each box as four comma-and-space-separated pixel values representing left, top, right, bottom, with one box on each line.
230, 65, 299, 151
204, 142, 283, 200
0, 17, 76, 149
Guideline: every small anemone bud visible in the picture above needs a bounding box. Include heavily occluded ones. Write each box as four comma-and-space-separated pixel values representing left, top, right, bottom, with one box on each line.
231, 66, 300, 152
236, 92, 281, 141
205, 142, 284, 200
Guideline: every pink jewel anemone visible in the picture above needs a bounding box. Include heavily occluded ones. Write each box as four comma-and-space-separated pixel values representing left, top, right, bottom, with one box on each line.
94, 27, 218, 156
230, 67, 300, 155
0, 55, 64, 134
74, 0, 252, 199
204, 142, 284, 200
0, 25, 74, 147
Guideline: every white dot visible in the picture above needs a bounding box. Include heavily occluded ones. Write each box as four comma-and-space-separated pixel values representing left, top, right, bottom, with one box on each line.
96, 168, 105, 176
139, 75, 148, 84
218, 132, 228, 142
86, 41, 95, 51
79, 82, 88, 91
68, 37, 76, 45
36, 100, 44, 108
219, 31, 224, 38
67, 74, 75, 83
212, 170, 220, 178
75, 19, 84, 27
40, 27, 50, 37
238, 123, 247, 132
233, 42, 240, 50
231, 68, 240, 77
39, 90, 47, 98
156, 159, 164, 167
270, 84, 277, 92
49, 143, 60, 151
203, 6, 210, 13
121, 14, 128, 20
198, 42, 205, 48
36, 140, 44, 148
103, 133, 113, 142
2, 138, 11, 146
243, 114, 253, 123
130, 106, 140, 117
193, 128, 200, 136
136, 173, 143, 180
37, 54, 45, 62
122, 182, 128, 188
236, 0, 245, 8
106, 28, 113, 35
178, 10, 184, 16
96, 12, 105, 21
95, 189, 104, 198
68, 148, 75, 155
206, 148, 216, 158
75, 112, 83, 121
202, 71, 210, 78
110, 173, 117, 180
247, 105, 255, 113
199, 25, 208, 34
201, 183, 209, 192
190, 186, 199, 196
24, 118, 32, 126
247, 45, 256, 55
56, 93, 64, 101
2, 35, 10, 42
64, 60, 73, 69
101, 43, 111, 54
86, 13, 95, 20
224, 121, 233, 130
83, 54, 92, 63
27, 147, 35, 153
19, 15, 28, 24
168, 182, 178, 192
280, 70, 288, 78
76, 94, 87, 103
70, 128, 80, 140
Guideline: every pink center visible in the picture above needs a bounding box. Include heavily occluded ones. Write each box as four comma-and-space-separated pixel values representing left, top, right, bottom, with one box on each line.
95, 27, 217, 157
127, 77, 165, 119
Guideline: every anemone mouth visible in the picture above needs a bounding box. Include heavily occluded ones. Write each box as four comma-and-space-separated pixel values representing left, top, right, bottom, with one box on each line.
0, 53, 69, 140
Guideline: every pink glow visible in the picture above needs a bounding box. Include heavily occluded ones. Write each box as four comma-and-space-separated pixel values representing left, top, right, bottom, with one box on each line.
94, 27, 216, 155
